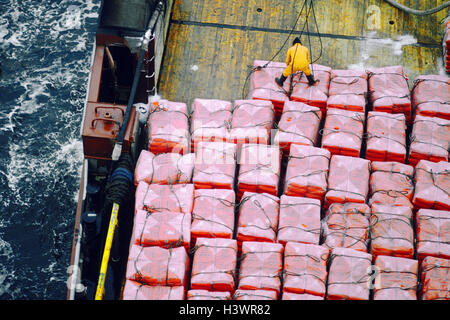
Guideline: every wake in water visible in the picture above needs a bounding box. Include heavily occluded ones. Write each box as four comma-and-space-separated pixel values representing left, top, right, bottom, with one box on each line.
0, 0, 100, 299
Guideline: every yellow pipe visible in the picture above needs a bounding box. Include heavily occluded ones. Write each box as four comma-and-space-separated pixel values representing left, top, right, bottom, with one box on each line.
95, 202, 120, 300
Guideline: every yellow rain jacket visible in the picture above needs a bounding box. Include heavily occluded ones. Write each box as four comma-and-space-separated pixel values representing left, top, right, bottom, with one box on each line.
282, 43, 312, 77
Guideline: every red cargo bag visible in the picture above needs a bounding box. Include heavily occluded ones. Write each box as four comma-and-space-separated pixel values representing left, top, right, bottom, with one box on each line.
324, 155, 370, 209
416, 208, 450, 261
238, 241, 284, 298
125, 245, 189, 287
370, 204, 414, 259
192, 141, 237, 190
420, 256, 450, 300
274, 101, 322, 155
324, 202, 371, 219
283, 144, 330, 201
373, 255, 418, 300
412, 160, 450, 211
326, 247, 372, 300
147, 99, 189, 155
277, 195, 321, 245
190, 237, 238, 292
282, 242, 329, 297
281, 292, 324, 300
411, 75, 450, 120
327, 69, 368, 113
190, 98, 233, 152
191, 188, 235, 242
229, 99, 275, 145
131, 210, 191, 251
122, 280, 185, 300
233, 289, 278, 300
187, 290, 231, 300
236, 192, 280, 245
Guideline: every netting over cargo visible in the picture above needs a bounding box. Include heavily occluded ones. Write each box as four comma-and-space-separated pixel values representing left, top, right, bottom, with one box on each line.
283, 144, 330, 201
324, 155, 370, 208
408, 116, 449, 166
125, 245, 189, 287
368, 66, 411, 124
320, 108, 365, 157
373, 255, 418, 300
236, 192, 280, 244
131, 210, 191, 250
190, 238, 238, 292
368, 161, 414, 209
416, 208, 450, 261
413, 160, 450, 211
370, 204, 414, 259
238, 241, 284, 297
411, 75, 450, 120
420, 256, 450, 300
192, 141, 237, 190
326, 247, 372, 300
190, 98, 233, 152
191, 188, 235, 242
237, 144, 281, 198
135, 182, 194, 214
229, 99, 275, 145
187, 290, 231, 300
283, 242, 329, 297
274, 101, 322, 155
248, 60, 290, 117
322, 204, 370, 252
122, 280, 185, 300
233, 289, 278, 300
277, 195, 321, 245
147, 100, 190, 155
290, 64, 332, 114
327, 69, 368, 113
366, 112, 407, 163
134, 150, 194, 186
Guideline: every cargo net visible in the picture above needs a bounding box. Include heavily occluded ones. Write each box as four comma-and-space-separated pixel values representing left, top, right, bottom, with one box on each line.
134, 150, 194, 186
368, 161, 414, 209
412, 160, 450, 211
191, 188, 236, 242
416, 208, 450, 261
147, 99, 190, 155
233, 289, 278, 300
370, 204, 414, 259
372, 255, 418, 300
192, 141, 237, 190
290, 64, 332, 115
368, 66, 412, 125
326, 247, 372, 300
247, 60, 290, 117
190, 238, 238, 292
411, 75, 450, 120
277, 195, 321, 246
320, 108, 365, 158
283, 144, 330, 201
273, 101, 322, 155
190, 98, 233, 152
237, 144, 281, 199
125, 245, 189, 287
187, 289, 231, 300
236, 192, 280, 245
282, 242, 329, 298
366, 112, 407, 163
237, 241, 284, 298
122, 280, 185, 300
324, 155, 370, 209
229, 99, 275, 145
408, 116, 449, 166
131, 210, 191, 251
135, 182, 194, 214
420, 256, 450, 300
327, 69, 368, 113
322, 202, 371, 253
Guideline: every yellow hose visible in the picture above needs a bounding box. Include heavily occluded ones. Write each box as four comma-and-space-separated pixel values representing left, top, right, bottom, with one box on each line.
95, 202, 120, 300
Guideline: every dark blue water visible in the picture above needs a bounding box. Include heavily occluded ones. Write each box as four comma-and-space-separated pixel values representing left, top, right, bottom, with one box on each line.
0, 0, 100, 299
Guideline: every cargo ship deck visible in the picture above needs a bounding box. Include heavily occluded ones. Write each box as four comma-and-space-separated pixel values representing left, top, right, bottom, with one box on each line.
158, 0, 447, 107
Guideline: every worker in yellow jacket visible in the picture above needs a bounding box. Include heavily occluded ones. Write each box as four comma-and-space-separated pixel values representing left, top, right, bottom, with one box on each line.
275, 37, 318, 87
